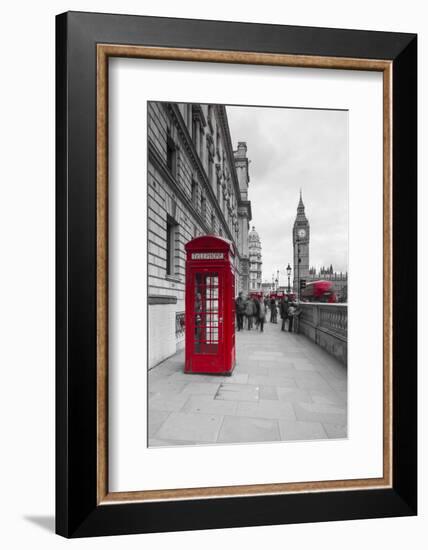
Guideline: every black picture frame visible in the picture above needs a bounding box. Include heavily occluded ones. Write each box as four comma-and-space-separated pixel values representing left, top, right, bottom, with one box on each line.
56, 11, 417, 538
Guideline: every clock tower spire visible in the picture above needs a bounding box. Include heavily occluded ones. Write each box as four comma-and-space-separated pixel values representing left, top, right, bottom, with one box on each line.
293, 192, 310, 294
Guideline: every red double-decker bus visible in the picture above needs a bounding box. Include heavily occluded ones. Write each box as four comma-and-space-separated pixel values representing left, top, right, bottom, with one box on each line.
268, 291, 297, 301
248, 291, 263, 300
301, 280, 338, 303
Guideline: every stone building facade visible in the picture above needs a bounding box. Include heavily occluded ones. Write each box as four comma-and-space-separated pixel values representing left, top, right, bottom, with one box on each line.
248, 226, 263, 291
147, 102, 252, 368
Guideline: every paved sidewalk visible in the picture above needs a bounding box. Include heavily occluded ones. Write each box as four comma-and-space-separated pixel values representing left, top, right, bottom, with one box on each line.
148, 320, 347, 447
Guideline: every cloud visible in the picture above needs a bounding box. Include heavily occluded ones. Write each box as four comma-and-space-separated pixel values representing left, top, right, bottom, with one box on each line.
227, 105, 348, 284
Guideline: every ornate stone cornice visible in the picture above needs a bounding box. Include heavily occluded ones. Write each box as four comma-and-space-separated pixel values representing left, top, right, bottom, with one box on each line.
192, 104, 207, 127
148, 141, 210, 233
148, 130, 242, 261
215, 105, 245, 206
238, 200, 252, 222
164, 103, 236, 245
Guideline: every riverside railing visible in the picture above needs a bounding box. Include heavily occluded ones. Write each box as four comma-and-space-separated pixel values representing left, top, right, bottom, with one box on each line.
296, 303, 347, 365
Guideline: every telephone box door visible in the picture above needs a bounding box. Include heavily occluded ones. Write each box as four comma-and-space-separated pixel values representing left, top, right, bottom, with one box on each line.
188, 269, 224, 373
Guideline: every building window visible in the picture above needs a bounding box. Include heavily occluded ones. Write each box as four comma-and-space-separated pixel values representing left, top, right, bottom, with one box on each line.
208, 105, 214, 131
208, 151, 213, 185
192, 117, 197, 147
166, 135, 177, 177
211, 213, 216, 233
191, 180, 198, 209
166, 216, 178, 276
199, 130, 204, 165
217, 176, 221, 202
187, 104, 192, 131
201, 194, 207, 222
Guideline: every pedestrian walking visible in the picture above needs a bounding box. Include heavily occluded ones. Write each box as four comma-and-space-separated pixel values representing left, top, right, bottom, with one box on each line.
287, 302, 301, 332
235, 292, 245, 331
253, 297, 261, 328
287, 303, 295, 332
270, 297, 278, 323
245, 297, 255, 330
279, 297, 289, 331
258, 298, 266, 332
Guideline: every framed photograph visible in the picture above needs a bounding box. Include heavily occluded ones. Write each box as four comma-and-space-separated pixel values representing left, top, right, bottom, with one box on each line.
56, 11, 417, 537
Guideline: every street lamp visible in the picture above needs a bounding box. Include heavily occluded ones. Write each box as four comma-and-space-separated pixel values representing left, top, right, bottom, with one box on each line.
286, 263, 291, 293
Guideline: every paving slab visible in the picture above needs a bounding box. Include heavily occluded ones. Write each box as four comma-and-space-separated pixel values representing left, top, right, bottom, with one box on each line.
278, 419, 328, 441
182, 395, 239, 416
309, 389, 347, 406
250, 355, 285, 362
236, 400, 295, 420
294, 402, 347, 426
258, 385, 279, 400
149, 409, 171, 437
266, 363, 295, 375
292, 361, 318, 371
180, 382, 221, 396
248, 374, 296, 388
148, 319, 347, 445
150, 379, 188, 394
320, 364, 347, 380
277, 387, 313, 403
224, 373, 250, 384
235, 363, 268, 376
218, 415, 280, 443
293, 373, 336, 392
149, 392, 190, 412
318, 372, 347, 387
156, 412, 224, 443
293, 371, 331, 383
323, 423, 347, 439
215, 383, 259, 402
168, 372, 222, 384
323, 379, 347, 392
251, 351, 285, 358
337, 390, 348, 403
149, 438, 198, 447
148, 367, 173, 383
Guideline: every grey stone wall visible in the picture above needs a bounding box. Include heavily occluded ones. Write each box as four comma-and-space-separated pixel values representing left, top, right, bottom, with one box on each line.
296, 303, 348, 365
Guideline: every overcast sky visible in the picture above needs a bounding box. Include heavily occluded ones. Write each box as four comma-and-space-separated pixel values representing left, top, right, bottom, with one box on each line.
227, 105, 348, 286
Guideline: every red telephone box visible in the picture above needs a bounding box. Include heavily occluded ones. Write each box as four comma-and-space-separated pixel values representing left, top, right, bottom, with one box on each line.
184, 235, 236, 375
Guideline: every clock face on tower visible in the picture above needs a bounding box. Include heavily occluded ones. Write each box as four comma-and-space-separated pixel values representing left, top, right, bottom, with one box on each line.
298, 228, 306, 239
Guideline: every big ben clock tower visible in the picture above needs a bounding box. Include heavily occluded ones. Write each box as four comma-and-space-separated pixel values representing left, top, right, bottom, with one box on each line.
293, 191, 310, 294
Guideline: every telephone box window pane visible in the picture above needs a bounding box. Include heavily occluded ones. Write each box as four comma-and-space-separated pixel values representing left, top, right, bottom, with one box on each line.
194, 272, 219, 354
